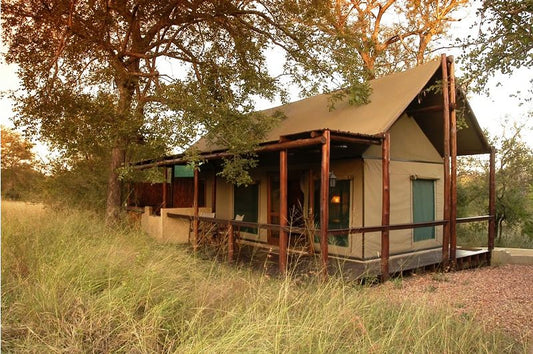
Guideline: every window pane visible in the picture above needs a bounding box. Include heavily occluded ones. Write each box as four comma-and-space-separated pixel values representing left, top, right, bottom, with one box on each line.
413, 179, 435, 241
234, 184, 259, 234
314, 179, 350, 247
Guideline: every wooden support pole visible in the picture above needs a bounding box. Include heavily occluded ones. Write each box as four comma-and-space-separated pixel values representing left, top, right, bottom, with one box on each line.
162, 167, 168, 208
320, 130, 331, 279
279, 149, 288, 274
441, 54, 451, 265
488, 146, 496, 264
193, 167, 199, 251
448, 56, 458, 267
169, 165, 175, 208
307, 169, 315, 255
381, 132, 391, 282
212, 173, 217, 214
228, 222, 234, 263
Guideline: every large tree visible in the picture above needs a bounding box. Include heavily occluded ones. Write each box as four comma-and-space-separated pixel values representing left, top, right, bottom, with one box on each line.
313, 0, 469, 79
2, 0, 369, 222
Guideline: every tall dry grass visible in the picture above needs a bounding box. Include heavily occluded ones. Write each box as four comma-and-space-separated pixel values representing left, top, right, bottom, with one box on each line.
2, 201, 526, 352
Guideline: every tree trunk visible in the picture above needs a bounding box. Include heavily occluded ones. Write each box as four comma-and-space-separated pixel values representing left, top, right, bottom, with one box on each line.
106, 146, 126, 224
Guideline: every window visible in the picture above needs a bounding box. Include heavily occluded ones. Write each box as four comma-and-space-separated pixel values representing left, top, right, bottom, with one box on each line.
314, 179, 350, 247
234, 183, 259, 234
412, 179, 435, 242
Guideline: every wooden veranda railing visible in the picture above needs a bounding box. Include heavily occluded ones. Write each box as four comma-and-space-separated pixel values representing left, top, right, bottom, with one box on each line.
168, 212, 495, 268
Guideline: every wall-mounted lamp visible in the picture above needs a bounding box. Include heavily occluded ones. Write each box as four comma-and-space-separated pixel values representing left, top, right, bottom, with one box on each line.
330, 195, 341, 204
329, 171, 337, 188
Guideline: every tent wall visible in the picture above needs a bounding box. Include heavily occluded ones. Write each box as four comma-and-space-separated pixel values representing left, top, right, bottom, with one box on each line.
364, 114, 442, 162
363, 159, 444, 258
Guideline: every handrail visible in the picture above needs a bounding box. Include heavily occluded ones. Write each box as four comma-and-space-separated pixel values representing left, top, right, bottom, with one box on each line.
166, 212, 494, 237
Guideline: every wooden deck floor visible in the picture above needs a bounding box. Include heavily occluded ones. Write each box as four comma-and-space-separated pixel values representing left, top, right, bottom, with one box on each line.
218, 243, 490, 280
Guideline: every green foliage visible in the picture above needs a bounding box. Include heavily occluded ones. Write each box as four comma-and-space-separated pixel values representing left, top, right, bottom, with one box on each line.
1, 127, 43, 200
460, 0, 533, 93
457, 121, 533, 247
2, 201, 525, 352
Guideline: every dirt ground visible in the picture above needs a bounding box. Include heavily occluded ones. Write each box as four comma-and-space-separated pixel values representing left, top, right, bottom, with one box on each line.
374, 264, 533, 342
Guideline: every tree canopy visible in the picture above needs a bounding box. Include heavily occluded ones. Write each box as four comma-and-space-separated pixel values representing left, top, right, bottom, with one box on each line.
312, 0, 469, 78
460, 0, 533, 92
3, 0, 370, 221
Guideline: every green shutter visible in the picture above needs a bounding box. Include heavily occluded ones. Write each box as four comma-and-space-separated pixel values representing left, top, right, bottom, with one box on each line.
234, 184, 259, 234
412, 179, 435, 242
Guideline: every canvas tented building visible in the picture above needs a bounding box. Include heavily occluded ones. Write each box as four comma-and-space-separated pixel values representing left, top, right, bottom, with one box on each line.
130, 55, 496, 279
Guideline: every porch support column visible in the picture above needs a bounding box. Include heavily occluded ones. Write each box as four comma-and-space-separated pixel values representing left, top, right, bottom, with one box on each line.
279, 148, 288, 274
441, 54, 451, 265
308, 169, 315, 255
162, 168, 168, 208
381, 132, 391, 281
320, 130, 331, 279
193, 167, 199, 251
448, 56, 458, 266
212, 173, 217, 214
488, 147, 496, 264
169, 165, 174, 208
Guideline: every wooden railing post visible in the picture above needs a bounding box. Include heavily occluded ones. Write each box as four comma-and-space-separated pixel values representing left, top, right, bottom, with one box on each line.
488, 147, 496, 264
381, 132, 390, 281
279, 148, 288, 274
448, 56, 458, 267
320, 130, 331, 280
228, 222, 234, 263
441, 53, 451, 265
193, 167, 199, 251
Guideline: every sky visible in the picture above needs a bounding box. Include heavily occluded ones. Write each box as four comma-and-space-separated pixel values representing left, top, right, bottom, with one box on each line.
1, 5, 532, 161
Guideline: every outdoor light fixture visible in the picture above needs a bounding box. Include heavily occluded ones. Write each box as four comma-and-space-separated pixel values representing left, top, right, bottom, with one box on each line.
329, 171, 337, 188
330, 195, 341, 204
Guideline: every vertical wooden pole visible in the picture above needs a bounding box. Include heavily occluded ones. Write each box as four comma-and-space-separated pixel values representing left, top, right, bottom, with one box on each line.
441, 54, 451, 265
169, 165, 175, 208
212, 173, 217, 214
162, 167, 168, 208
381, 132, 390, 282
488, 147, 496, 264
279, 149, 288, 274
448, 56, 458, 267
193, 167, 199, 251
320, 130, 331, 279
228, 222, 234, 263
308, 169, 315, 255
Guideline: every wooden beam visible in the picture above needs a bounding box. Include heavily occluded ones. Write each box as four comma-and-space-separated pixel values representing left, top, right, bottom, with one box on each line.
406, 104, 443, 115
330, 134, 381, 145
279, 149, 288, 274
133, 136, 326, 169
441, 53, 451, 265
488, 146, 496, 263
381, 132, 390, 281
193, 167, 199, 251
448, 56, 458, 267
320, 130, 331, 279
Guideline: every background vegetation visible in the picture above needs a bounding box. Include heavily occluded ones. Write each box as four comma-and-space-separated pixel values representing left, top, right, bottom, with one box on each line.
2, 201, 527, 352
